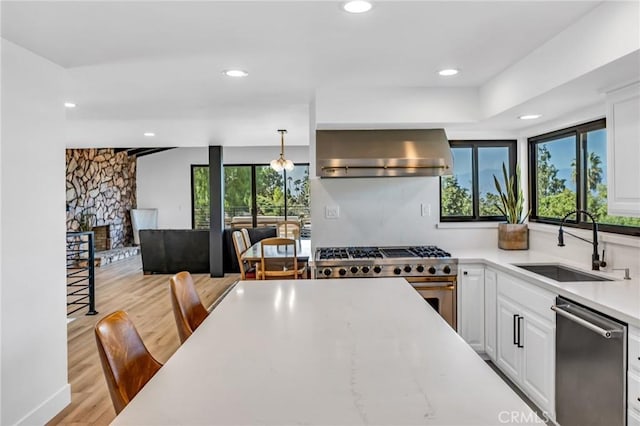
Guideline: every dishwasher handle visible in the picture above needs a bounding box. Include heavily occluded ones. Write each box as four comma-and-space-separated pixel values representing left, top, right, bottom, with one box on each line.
551, 304, 623, 339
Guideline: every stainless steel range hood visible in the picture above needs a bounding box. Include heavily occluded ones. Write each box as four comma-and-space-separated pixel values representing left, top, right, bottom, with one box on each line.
316, 129, 453, 178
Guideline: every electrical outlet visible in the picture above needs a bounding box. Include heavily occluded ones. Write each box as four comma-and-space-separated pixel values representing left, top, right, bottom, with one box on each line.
325, 206, 340, 219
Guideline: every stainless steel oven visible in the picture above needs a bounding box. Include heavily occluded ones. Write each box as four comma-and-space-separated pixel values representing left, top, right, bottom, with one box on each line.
313, 246, 458, 330
406, 276, 457, 330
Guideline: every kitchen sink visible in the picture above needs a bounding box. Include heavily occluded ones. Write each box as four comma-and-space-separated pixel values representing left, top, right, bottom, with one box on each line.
512, 263, 613, 282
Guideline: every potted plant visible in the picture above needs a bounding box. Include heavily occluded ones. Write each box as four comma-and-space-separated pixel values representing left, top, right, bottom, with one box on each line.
493, 163, 530, 250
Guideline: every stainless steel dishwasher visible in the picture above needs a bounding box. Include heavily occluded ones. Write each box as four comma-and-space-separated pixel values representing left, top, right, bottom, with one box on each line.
552, 296, 627, 426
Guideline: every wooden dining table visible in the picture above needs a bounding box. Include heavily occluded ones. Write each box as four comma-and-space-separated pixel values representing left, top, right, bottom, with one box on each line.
241, 238, 312, 263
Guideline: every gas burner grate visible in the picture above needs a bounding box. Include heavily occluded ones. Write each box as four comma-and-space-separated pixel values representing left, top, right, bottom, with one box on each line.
317, 248, 349, 260
348, 247, 383, 259
410, 246, 451, 258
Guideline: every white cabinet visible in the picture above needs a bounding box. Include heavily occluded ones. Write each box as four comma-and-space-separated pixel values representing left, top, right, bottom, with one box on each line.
521, 311, 554, 413
484, 268, 497, 361
458, 266, 485, 352
496, 272, 556, 419
496, 295, 522, 382
606, 82, 640, 217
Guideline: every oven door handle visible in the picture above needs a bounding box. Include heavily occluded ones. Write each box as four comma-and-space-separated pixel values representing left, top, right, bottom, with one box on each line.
413, 285, 455, 291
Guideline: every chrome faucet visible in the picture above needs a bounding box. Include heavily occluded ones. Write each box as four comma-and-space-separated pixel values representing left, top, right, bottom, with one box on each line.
558, 210, 604, 271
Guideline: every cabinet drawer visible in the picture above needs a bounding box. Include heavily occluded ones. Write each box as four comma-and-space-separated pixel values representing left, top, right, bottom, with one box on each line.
629, 371, 640, 414
498, 273, 555, 322
630, 328, 640, 374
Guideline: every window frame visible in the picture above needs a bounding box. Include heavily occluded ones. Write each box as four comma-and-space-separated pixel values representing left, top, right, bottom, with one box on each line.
528, 118, 640, 237
190, 163, 310, 229
439, 140, 517, 222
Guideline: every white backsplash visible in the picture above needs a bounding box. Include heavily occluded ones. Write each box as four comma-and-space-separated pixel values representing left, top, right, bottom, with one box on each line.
310, 176, 498, 251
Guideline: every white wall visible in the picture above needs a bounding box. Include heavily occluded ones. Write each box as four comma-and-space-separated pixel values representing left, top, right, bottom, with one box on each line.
310, 176, 497, 250
315, 87, 480, 127
1, 39, 70, 425
137, 147, 207, 229
136, 146, 310, 229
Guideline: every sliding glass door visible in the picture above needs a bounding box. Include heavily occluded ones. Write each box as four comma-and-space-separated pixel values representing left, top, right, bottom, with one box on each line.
192, 163, 310, 236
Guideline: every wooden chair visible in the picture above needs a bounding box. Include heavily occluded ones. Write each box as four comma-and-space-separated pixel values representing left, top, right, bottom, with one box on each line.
277, 220, 301, 240
169, 271, 209, 344
232, 230, 256, 280
258, 237, 306, 280
94, 310, 162, 414
240, 228, 251, 248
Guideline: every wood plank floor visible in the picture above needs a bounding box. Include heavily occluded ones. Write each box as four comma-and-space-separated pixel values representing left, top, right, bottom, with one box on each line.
48, 255, 239, 425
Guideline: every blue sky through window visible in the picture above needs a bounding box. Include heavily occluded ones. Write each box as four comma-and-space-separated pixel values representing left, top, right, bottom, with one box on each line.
451, 146, 510, 195
451, 147, 472, 190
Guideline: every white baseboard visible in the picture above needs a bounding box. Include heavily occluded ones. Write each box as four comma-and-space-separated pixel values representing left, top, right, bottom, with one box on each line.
15, 383, 70, 426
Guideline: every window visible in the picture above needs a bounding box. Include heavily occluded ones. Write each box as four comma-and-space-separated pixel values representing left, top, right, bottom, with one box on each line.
529, 119, 640, 235
440, 141, 516, 221
191, 164, 310, 234
192, 166, 210, 229
224, 165, 253, 227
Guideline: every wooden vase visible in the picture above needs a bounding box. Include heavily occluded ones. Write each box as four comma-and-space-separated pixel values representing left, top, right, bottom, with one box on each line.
498, 223, 529, 250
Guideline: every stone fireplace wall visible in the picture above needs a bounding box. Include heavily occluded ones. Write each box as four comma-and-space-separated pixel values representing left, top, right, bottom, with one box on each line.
66, 149, 137, 248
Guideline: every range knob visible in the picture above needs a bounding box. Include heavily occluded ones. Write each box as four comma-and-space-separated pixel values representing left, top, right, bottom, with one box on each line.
404, 265, 412, 273
416, 265, 425, 273
361, 266, 370, 273
350, 266, 359, 274
338, 268, 347, 276
393, 267, 402, 275
373, 266, 382, 274
428, 266, 436, 274
443, 265, 451, 274
323, 268, 332, 276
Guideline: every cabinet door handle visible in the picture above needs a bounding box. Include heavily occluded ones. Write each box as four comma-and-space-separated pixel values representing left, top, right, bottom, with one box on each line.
513, 314, 519, 345
517, 316, 524, 348
463, 271, 468, 275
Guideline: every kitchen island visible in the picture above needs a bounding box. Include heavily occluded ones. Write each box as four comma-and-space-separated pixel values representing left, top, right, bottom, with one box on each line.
113, 278, 539, 425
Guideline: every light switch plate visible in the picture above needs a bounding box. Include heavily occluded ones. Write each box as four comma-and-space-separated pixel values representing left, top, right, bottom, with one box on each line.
421, 203, 431, 217
325, 206, 340, 219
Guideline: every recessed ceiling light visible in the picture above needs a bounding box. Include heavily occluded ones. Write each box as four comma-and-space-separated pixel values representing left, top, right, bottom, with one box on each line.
143, 132, 155, 137
438, 69, 459, 76
519, 114, 542, 120
343, 1, 372, 13
64, 102, 76, 108
223, 69, 248, 78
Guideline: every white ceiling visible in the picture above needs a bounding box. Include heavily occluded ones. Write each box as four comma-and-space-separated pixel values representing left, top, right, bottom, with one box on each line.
3, 0, 635, 148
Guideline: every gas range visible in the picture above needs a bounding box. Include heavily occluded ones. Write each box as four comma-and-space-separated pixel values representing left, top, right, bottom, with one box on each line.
313, 245, 458, 279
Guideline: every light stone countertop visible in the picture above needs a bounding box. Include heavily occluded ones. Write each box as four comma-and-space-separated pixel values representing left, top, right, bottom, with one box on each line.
455, 249, 640, 328
113, 278, 540, 425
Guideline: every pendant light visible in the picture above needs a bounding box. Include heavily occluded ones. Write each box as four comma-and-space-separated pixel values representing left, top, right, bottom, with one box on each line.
270, 129, 294, 172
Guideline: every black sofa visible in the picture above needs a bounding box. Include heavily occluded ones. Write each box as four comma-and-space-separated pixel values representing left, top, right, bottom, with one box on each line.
140, 227, 277, 274
139, 229, 210, 274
